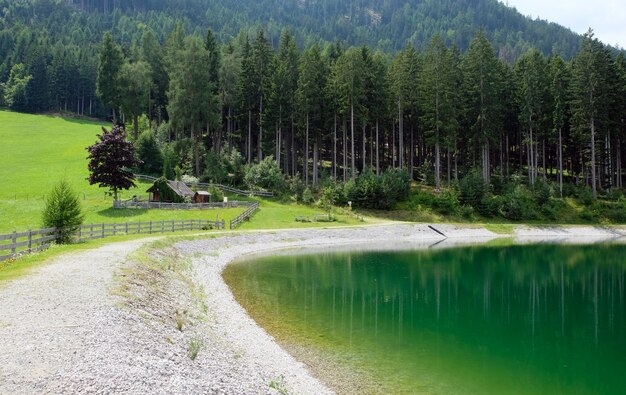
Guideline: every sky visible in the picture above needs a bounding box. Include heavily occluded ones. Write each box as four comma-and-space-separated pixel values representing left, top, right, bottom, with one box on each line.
502, 0, 626, 49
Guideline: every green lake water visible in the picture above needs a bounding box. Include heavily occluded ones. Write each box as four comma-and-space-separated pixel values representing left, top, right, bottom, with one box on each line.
223, 243, 626, 394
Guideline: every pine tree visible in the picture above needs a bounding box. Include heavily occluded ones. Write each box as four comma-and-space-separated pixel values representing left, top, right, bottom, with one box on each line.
167, 36, 219, 176
42, 179, 84, 244
515, 49, 549, 186
96, 32, 124, 122
550, 55, 570, 196
297, 44, 326, 185
119, 60, 151, 140
571, 29, 606, 199
462, 30, 503, 183
421, 35, 456, 189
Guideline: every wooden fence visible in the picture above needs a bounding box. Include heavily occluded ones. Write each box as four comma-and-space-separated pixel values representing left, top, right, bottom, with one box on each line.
134, 174, 274, 197
0, 228, 57, 261
0, 219, 224, 262
229, 202, 260, 229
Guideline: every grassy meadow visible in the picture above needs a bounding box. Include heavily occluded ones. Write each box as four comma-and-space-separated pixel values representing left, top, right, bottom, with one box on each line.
0, 110, 366, 235
0, 111, 242, 233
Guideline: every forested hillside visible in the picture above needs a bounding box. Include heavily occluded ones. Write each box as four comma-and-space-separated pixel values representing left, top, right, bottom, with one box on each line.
54, 0, 584, 58
0, 0, 589, 117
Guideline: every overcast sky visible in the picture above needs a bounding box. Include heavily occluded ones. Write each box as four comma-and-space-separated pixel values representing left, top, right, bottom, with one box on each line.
502, 0, 626, 49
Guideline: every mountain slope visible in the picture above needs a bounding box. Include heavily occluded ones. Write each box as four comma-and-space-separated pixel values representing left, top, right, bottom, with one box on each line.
5, 0, 583, 60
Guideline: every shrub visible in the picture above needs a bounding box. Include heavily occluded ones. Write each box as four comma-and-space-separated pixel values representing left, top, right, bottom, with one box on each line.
532, 178, 554, 203
244, 156, 287, 192
501, 185, 538, 220
478, 195, 503, 217
302, 187, 314, 204
288, 174, 306, 201
42, 179, 84, 244
426, 189, 461, 216
576, 186, 594, 205
458, 170, 486, 209
345, 167, 410, 210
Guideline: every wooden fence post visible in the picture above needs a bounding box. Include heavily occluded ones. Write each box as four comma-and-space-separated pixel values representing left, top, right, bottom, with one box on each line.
11, 231, 17, 255
102, 223, 105, 239
28, 229, 32, 253
149, 221, 152, 234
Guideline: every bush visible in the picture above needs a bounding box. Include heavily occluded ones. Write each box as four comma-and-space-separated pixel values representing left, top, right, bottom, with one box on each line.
429, 189, 460, 215
532, 178, 554, 203
576, 186, 594, 205
244, 156, 287, 192
288, 174, 306, 201
302, 187, 314, 204
478, 195, 503, 217
42, 179, 84, 244
459, 170, 486, 209
501, 185, 538, 220
345, 167, 410, 210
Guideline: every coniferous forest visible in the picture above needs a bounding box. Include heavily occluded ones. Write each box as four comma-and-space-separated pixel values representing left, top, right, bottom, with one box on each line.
3, 0, 626, 221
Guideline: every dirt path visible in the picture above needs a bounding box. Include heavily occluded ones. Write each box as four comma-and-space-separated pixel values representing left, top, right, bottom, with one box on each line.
0, 238, 154, 393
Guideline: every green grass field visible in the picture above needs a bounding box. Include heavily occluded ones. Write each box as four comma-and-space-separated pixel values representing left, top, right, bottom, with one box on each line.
0, 110, 367, 235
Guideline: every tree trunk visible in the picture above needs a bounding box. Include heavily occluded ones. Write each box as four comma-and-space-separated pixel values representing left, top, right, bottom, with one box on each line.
558, 127, 563, 197
351, 104, 355, 180
313, 134, 319, 187
376, 120, 380, 176
133, 114, 139, 140
362, 122, 366, 172
591, 117, 597, 199
247, 110, 252, 164
333, 113, 337, 180
194, 132, 201, 177
305, 114, 309, 184
258, 95, 263, 162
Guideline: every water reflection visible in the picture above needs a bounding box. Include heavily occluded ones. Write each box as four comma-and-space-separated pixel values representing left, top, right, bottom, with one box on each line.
226, 244, 626, 394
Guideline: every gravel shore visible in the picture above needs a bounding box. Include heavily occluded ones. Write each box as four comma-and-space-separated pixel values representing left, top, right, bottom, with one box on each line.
1, 223, 624, 394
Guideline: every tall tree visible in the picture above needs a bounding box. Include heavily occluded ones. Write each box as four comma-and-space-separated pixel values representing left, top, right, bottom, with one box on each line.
141, 29, 168, 125
515, 49, 549, 186
269, 29, 299, 174
421, 35, 456, 189
462, 30, 503, 183
251, 31, 274, 162
571, 29, 606, 199
96, 32, 123, 122
119, 60, 151, 140
167, 36, 219, 176
332, 47, 365, 180
550, 55, 570, 196
296, 44, 326, 185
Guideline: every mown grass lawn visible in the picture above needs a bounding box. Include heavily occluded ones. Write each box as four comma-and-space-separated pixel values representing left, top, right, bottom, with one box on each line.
0, 111, 245, 233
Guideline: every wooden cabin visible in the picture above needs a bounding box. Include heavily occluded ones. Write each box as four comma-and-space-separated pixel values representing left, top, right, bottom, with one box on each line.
146, 179, 195, 203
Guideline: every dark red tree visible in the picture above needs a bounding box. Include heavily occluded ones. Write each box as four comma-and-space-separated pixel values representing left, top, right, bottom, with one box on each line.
87, 125, 138, 201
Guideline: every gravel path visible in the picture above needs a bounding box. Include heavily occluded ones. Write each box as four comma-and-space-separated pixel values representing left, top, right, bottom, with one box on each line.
2, 223, 622, 394
0, 238, 154, 393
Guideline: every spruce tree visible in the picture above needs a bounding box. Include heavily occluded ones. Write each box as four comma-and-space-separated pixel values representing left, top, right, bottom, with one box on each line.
96, 32, 124, 122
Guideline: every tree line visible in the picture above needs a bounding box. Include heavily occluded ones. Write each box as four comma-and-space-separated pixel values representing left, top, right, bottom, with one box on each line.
94, 26, 625, 202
